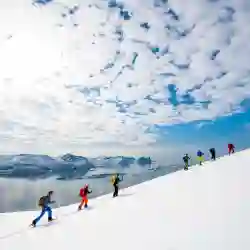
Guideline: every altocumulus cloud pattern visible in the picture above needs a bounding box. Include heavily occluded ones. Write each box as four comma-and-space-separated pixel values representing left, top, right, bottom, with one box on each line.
0, 0, 249, 153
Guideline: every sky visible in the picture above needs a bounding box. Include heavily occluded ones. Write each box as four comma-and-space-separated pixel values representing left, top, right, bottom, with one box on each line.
0, 0, 249, 157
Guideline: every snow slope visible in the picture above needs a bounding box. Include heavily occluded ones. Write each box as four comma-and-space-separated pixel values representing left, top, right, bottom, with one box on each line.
1, 149, 250, 250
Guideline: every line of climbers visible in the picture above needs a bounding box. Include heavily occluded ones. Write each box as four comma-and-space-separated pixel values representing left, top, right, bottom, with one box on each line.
30, 174, 123, 227
30, 143, 235, 227
182, 143, 235, 171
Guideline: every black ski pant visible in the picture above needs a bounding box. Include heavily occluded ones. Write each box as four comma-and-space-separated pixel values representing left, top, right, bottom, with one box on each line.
211, 153, 216, 160
184, 161, 188, 169
113, 184, 119, 197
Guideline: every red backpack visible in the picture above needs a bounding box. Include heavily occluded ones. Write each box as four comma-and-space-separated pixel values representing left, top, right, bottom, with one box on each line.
79, 188, 84, 197
79, 187, 88, 197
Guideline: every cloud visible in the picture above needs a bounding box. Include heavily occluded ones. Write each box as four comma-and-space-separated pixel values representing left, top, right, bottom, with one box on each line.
0, 0, 249, 154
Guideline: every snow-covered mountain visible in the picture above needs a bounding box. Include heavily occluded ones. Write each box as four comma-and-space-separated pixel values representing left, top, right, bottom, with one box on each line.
1, 149, 249, 250
0, 153, 156, 179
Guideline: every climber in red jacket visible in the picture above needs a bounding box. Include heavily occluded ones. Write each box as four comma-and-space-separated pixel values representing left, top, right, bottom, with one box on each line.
228, 143, 235, 155
78, 184, 92, 210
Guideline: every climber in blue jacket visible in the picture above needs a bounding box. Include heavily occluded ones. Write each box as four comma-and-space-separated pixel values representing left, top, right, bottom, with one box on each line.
197, 150, 204, 165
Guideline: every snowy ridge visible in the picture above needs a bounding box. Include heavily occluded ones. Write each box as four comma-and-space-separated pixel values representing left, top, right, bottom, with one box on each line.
1, 149, 250, 250
0, 153, 155, 179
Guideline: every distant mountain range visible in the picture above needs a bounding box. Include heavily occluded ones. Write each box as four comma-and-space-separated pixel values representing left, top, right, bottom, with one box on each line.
0, 153, 154, 180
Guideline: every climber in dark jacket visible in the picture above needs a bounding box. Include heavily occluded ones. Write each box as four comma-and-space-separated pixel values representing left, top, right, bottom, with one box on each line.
183, 154, 190, 170
31, 191, 56, 227
209, 148, 216, 160
111, 174, 122, 197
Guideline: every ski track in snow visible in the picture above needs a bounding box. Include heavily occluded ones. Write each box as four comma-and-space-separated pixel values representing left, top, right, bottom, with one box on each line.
1, 149, 250, 249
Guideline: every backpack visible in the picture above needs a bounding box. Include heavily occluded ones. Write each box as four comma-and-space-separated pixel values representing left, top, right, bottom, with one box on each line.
79, 187, 89, 197
111, 175, 114, 184
111, 175, 117, 185
38, 196, 45, 207
79, 188, 84, 197
111, 175, 120, 185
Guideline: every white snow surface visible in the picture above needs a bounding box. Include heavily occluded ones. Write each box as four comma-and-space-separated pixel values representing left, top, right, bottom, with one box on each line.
1, 149, 250, 249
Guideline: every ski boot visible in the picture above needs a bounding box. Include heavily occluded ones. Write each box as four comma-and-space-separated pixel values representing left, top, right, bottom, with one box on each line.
30, 220, 36, 227
48, 217, 57, 223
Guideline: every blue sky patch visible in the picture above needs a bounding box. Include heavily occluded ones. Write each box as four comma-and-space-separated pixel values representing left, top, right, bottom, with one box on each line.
33, 0, 53, 5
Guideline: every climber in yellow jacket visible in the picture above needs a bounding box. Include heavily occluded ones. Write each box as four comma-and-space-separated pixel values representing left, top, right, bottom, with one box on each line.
111, 174, 122, 197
